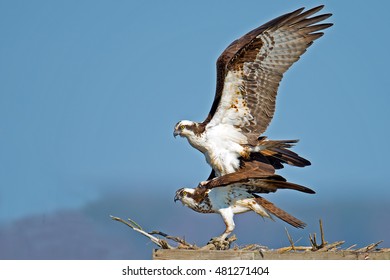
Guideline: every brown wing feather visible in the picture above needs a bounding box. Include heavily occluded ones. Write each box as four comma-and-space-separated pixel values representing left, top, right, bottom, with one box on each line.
203, 6, 332, 142
205, 175, 314, 194
244, 179, 315, 194
202, 7, 306, 125
202, 162, 315, 194
202, 160, 276, 188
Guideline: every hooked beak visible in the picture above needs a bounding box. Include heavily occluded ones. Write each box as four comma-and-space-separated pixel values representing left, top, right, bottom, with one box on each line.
173, 129, 180, 138
174, 188, 184, 202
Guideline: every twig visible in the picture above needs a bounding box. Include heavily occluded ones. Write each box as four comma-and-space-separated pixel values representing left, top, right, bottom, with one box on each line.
149, 230, 198, 249
319, 219, 327, 247
277, 246, 312, 253
110, 215, 173, 249
346, 244, 357, 250
318, 241, 345, 252
309, 219, 328, 250
355, 240, 383, 252
128, 218, 143, 230
285, 227, 296, 251
199, 244, 217, 251
309, 233, 317, 249
241, 244, 257, 251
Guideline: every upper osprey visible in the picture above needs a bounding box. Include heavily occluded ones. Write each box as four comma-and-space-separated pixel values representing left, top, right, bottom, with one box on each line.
174, 6, 332, 177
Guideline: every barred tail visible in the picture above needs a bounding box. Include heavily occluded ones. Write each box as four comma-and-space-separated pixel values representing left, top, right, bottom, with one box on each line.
254, 196, 306, 228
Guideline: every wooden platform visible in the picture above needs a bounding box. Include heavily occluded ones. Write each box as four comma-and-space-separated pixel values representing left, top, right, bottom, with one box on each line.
153, 249, 390, 260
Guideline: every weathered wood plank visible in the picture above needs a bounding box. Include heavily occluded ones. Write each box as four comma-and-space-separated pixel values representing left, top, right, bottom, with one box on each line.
154, 249, 257, 260
153, 249, 390, 260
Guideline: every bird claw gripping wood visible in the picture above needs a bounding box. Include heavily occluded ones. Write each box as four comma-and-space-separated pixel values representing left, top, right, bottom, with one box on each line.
206, 235, 237, 250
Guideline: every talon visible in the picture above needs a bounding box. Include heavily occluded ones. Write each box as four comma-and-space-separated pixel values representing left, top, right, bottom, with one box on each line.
208, 237, 231, 250
240, 146, 251, 159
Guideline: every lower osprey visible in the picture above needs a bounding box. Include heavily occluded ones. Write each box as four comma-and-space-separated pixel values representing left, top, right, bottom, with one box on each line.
174, 162, 314, 242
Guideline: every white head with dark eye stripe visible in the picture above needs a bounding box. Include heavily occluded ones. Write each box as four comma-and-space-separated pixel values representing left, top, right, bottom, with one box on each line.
174, 187, 197, 208
173, 120, 198, 138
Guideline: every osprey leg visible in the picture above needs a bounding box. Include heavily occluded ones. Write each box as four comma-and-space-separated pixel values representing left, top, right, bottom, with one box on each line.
216, 207, 235, 240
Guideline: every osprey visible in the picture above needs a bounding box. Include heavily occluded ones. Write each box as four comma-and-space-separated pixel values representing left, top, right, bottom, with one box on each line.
174, 6, 332, 178
174, 161, 315, 242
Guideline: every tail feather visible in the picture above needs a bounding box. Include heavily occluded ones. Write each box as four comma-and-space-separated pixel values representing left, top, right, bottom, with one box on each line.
267, 147, 311, 167
255, 137, 311, 168
254, 196, 306, 228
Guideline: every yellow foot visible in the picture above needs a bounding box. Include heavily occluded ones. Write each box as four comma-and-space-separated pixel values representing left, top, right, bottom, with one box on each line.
240, 146, 251, 159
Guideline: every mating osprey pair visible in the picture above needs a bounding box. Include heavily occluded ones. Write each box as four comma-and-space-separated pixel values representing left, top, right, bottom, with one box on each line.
173, 6, 332, 243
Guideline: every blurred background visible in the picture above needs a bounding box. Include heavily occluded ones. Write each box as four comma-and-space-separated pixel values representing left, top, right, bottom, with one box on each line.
1, 0, 389, 259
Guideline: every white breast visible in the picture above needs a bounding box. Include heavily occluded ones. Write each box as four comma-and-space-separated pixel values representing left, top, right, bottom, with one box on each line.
207, 185, 253, 213
204, 124, 247, 175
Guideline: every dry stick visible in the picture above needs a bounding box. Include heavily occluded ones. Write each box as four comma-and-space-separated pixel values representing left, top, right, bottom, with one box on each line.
277, 246, 312, 253
199, 244, 217, 251
241, 244, 256, 251
356, 240, 383, 252
278, 228, 310, 253
346, 244, 357, 251
149, 230, 197, 249
309, 233, 318, 249
285, 227, 296, 251
128, 218, 142, 230
110, 215, 173, 249
240, 243, 268, 251
309, 219, 329, 250
318, 241, 345, 252
319, 219, 327, 247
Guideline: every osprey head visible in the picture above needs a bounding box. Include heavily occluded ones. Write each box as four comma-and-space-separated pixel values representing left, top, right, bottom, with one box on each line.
173, 120, 202, 138
174, 187, 197, 207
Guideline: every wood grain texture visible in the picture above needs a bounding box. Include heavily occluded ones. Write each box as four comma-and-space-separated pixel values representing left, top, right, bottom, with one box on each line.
153, 249, 390, 260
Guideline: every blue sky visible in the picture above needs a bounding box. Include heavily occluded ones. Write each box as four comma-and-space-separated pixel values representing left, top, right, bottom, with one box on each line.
0, 0, 389, 259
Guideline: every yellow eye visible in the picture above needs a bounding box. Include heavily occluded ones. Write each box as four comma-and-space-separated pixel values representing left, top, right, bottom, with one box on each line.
182, 190, 188, 196
180, 125, 185, 130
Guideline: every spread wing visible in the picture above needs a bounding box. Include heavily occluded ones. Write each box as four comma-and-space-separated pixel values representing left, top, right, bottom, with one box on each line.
202, 162, 315, 194
203, 6, 332, 144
